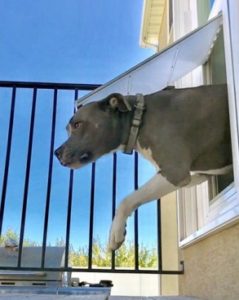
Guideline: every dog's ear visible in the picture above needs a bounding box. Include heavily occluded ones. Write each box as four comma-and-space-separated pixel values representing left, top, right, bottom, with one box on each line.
99, 93, 132, 113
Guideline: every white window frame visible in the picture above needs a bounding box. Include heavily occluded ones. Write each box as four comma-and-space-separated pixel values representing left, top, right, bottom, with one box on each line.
178, 0, 239, 248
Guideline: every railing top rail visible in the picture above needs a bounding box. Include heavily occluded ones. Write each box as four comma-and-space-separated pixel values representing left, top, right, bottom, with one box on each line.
0, 80, 101, 91
0, 265, 184, 275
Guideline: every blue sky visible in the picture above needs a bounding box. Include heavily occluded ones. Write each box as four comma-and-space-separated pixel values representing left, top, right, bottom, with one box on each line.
0, 0, 157, 257
0, 0, 154, 83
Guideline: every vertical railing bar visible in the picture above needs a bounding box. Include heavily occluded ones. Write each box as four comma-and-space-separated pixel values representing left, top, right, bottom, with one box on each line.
0, 87, 17, 235
65, 170, 74, 268
111, 153, 117, 270
18, 88, 37, 267
88, 162, 96, 270
134, 151, 139, 271
157, 199, 162, 271
41, 88, 58, 268
64, 89, 78, 268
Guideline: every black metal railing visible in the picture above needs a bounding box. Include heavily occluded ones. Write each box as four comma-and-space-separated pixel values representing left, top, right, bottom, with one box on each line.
0, 81, 183, 274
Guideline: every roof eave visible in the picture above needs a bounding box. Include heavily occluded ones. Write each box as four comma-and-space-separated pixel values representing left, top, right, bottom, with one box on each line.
139, 0, 166, 49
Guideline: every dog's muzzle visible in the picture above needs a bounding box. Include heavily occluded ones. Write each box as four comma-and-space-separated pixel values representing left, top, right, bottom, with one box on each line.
54, 146, 92, 167
54, 146, 66, 165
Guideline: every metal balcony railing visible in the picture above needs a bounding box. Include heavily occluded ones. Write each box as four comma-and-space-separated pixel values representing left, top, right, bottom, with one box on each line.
0, 81, 183, 275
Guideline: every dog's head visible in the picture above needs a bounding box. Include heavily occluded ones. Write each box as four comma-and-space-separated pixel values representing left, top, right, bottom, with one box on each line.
54, 93, 131, 169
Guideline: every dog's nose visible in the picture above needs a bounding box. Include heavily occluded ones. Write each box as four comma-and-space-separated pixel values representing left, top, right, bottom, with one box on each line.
54, 147, 63, 159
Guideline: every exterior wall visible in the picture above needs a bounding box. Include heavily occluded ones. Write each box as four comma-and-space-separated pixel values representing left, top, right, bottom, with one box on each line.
140, 1, 239, 298
179, 222, 239, 300
172, 1, 239, 299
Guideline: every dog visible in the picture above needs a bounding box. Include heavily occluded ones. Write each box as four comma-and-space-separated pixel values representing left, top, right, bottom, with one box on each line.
55, 84, 232, 250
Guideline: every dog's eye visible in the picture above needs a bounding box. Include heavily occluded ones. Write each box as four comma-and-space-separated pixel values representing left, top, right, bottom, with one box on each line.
73, 121, 82, 129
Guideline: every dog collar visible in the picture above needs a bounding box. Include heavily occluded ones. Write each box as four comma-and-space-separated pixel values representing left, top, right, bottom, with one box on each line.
124, 94, 145, 154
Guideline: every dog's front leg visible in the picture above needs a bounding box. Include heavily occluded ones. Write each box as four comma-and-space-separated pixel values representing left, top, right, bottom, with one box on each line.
108, 172, 177, 251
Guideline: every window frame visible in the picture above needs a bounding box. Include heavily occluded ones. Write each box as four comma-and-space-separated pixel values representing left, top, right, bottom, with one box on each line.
178, 0, 239, 248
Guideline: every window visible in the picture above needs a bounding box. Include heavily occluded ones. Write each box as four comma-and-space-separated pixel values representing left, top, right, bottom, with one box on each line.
177, 0, 239, 247
204, 29, 234, 199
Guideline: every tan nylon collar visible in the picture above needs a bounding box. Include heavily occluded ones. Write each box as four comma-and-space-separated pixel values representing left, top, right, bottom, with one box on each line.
124, 94, 145, 154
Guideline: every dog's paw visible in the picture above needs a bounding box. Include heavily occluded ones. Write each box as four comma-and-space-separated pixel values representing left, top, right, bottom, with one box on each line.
108, 215, 127, 251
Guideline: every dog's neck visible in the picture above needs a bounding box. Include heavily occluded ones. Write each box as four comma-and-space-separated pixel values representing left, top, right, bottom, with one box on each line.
120, 94, 146, 154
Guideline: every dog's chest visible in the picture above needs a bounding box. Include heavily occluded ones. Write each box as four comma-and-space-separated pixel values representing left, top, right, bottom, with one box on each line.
136, 141, 160, 171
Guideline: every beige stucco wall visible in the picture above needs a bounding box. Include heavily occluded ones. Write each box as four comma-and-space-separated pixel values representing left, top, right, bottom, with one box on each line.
161, 192, 179, 295
179, 222, 239, 300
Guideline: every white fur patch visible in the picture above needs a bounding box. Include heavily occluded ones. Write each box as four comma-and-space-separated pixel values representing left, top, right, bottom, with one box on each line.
190, 165, 233, 176
136, 141, 160, 171
110, 144, 125, 153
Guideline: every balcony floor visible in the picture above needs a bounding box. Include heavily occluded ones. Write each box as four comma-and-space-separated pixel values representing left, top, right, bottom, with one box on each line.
0, 295, 201, 300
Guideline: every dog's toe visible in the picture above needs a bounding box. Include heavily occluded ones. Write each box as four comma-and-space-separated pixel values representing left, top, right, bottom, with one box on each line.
108, 238, 124, 251
108, 229, 125, 251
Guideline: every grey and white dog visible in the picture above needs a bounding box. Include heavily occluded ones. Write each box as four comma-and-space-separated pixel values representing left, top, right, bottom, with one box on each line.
55, 84, 232, 250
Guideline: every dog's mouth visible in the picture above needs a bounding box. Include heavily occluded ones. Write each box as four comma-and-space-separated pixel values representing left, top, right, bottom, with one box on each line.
57, 150, 93, 169
79, 151, 93, 164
